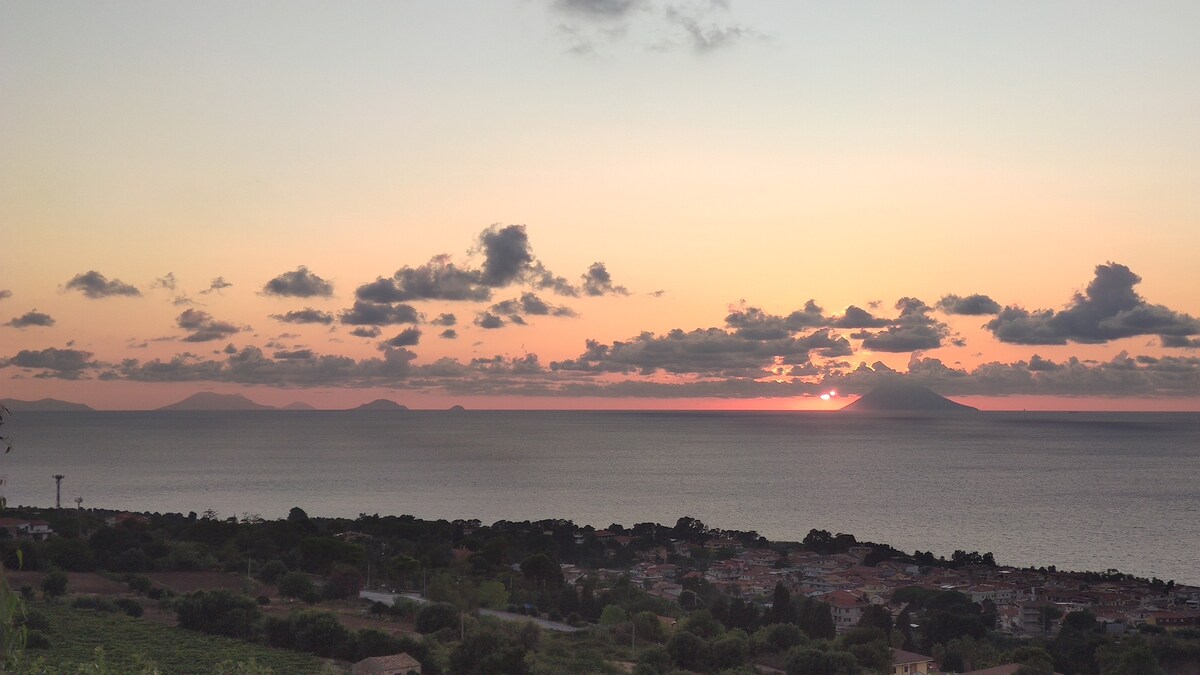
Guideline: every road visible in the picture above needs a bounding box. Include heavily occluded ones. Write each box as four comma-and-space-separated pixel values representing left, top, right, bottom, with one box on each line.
359, 590, 585, 633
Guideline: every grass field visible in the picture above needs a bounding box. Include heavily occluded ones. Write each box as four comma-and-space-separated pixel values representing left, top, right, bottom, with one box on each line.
14, 602, 334, 674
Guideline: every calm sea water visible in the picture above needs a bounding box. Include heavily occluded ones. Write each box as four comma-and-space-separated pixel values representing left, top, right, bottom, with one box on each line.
3, 411, 1198, 584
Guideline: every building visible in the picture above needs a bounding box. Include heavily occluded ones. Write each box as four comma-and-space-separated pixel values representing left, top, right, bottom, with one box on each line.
891, 648, 935, 674
0, 517, 54, 541
823, 590, 870, 632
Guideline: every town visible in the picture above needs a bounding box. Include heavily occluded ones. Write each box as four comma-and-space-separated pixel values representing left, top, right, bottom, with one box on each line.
1, 507, 1196, 673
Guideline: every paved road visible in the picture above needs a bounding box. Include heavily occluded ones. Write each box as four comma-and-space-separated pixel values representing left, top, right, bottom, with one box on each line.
358, 590, 584, 633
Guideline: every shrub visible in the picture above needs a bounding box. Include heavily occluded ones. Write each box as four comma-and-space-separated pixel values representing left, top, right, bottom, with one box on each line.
21, 609, 50, 631
115, 597, 144, 618
72, 596, 119, 613
127, 575, 153, 594
259, 560, 288, 584
19, 585, 35, 601
257, 595, 271, 606
42, 569, 68, 597
416, 602, 460, 634
175, 589, 261, 640
277, 571, 315, 600
25, 630, 51, 650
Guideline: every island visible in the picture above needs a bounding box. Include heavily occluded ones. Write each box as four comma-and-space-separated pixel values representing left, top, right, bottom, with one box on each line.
840, 383, 977, 413
351, 399, 409, 411
157, 392, 276, 411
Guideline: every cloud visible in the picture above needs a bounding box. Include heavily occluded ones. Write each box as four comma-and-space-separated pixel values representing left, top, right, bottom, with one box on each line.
552, 326, 851, 377
358, 255, 492, 303
581, 262, 628, 296
117, 345, 418, 386
440, 329, 458, 339
664, 4, 763, 54
488, 293, 577, 324
63, 271, 141, 298
177, 309, 243, 342
985, 263, 1200, 345
724, 301, 826, 339
937, 293, 1001, 315
851, 298, 951, 353
151, 273, 177, 292
199, 277, 232, 294
383, 327, 421, 348
830, 306, 892, 329
273, 349, 314, 360
263, 266, 334, 298
478, 224, 537, 287
0, 290, 11, 301
475, 312, 506, 329
1, 347, 96, 378
339, 300, 420, 326
1161, 335, 1200, 349
270, 308, 335, 325
350, 326, 382, 338
548, 0, 760, 55
431, 313, 457, 327
4, 310, 55, 328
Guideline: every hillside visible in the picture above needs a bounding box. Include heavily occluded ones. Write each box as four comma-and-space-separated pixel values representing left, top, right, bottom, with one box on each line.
840, 383, 977, 413
157, 392, 276, 411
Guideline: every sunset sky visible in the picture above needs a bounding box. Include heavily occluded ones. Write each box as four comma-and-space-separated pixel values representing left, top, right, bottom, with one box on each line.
2, 1, 1199, 410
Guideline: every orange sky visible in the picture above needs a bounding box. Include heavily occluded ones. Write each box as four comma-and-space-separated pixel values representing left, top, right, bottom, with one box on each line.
2, 3, 1199, 410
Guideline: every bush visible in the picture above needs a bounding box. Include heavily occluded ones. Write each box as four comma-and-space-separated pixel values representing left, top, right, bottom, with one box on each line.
128, 574, 153, 594
175, 589, 261, 640
72, 596, 119, 613
290, 610, 357, 659
116, 597, 144, 618
416, 602, 461, 634
322, 563, 364, 600
259, 559, 288, 584
25, 630, 51, 649
21, 609, 50, 631
20, 585, 35, 601
42, 569, 68, 597
257, 595, 271, 605
277, 571, 315, 600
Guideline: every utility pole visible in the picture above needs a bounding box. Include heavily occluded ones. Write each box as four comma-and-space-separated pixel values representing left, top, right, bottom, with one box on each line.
74, 496, 82, 510
53, 475, 64, 509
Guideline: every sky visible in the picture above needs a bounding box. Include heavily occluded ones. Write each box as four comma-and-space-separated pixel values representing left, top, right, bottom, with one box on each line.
2, 1, 1199, 411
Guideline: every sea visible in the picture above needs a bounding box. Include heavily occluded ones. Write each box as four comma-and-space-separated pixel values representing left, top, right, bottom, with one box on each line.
2, 410, 1198, 585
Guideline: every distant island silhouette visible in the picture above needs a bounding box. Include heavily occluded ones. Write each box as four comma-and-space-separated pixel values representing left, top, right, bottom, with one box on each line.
0, 397, 94, 412
841, 383, 977, 412
281, 401, 317, 411
351, 399, 408, 411
158, 392, 275, 411
448, 404, 466, 412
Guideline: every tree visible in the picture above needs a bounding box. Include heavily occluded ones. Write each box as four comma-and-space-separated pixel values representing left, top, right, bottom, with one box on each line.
258, 560, 288, 584
290, 610, 357, 660
449, 626, 530, 675
667, 631, 710, 672
175, 589, 261, 640
520, 553, 562, 585
277, 571, 316, 600
322, 563, 363, 600
785, 646, 859, 675
600, 604, 629, 627
41, 570, 67, 598
415, 602, 460, 634
858, 604, 893, 633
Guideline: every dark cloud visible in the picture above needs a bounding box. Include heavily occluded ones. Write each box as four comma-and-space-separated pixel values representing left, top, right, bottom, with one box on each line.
724, 301, 826, 339
552, 327, 851, 377
339, 301, 420, 326
118, 345, 417, 386
488, 293, 576, 323
4, 310, 55, 328
831, 306, 891, 329
0, 290, 11, 300
431, 313, 457, 327
177, 309, 243, 342
383, 327, 421, 348
270, 308, 335, 325
2, 347, 96, 378
263, 266, 334, 298
358, 255, 491, 303
478, 224, 536, 287
199, 277, 232, 295
581, 262, 628, 296
986, 263, 1200, 345
1027, 354, 1061, 372
350, 326, 382, 338
63, 271, 141, 299
475, 312, 505, 329
851, 298, 950, 353
1161, 335, 1200, 349
273, 349, 314, 360
937, 293, 1001, 315
440, 329, 458, 339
